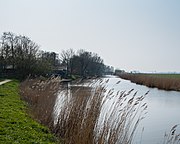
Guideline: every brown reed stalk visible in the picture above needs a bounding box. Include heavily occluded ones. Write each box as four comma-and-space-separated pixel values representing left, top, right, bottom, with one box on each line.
118, 73, 180, 91
20, 77, 148, 144
163, 125, 180, 144
20, 77, 62, 128
54, 80, 148, 144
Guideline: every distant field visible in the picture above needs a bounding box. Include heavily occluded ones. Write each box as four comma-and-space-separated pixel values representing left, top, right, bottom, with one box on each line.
143, 73, 180, 79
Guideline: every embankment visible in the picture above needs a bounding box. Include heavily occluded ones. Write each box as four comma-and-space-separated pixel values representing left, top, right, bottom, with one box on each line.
116, 73, 180, 91
0, 80, 57, 143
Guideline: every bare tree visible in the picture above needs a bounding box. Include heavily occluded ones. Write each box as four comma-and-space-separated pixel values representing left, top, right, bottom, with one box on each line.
13, 35, 39, 78
0, 32, 41, 78
0, 32, 106, 79
60, 48, 75, 76
1, 32, 16, 69
70, 49, 105, 77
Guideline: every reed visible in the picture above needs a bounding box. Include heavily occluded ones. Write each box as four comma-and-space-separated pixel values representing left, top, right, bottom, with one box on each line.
53, 79, 148, 144
20, 77, 61, 128
20, 77, 148, 144
117, 73, 180, 91
163, 125, 180, 144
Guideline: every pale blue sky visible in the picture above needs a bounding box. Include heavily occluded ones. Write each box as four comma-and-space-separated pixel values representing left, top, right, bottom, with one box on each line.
0, 0, 180, 72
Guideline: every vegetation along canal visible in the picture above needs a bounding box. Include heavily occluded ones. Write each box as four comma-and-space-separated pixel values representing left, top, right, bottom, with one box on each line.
54, 75, 180, 144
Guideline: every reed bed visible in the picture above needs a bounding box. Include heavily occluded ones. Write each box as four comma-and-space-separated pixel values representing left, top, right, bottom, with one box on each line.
20, 77, 148, 144
20, 77, 62, 128
20, 77, 180, 144
117, 73, 180, 91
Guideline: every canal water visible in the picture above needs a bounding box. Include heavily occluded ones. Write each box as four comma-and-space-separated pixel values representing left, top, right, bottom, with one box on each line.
54, 75, 180, 144
102, 75, 180, 144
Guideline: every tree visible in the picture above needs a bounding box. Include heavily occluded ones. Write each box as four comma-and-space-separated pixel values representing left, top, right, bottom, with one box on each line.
87, 53, 105, 76
0, 32, 53, 79
70, 49, 105, 77
13, 35, 39, 78
60, 48, 75, 76
0, 32, 107, 79
41, 51, 60, 68
2, 32, 16, 69
0, 32, 16, 72
77, 49, 92, 77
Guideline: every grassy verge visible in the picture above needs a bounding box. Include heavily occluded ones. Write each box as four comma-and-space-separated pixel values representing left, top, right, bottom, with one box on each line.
0, 80, 57, 143
116, 73, 180, 91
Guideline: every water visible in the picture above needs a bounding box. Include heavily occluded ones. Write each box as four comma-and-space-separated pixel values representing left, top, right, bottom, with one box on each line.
54, 75, 180, 144
102, 75, 180, 144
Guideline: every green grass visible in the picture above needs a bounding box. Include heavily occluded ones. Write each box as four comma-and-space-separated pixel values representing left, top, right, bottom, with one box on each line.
0, 81, 57, 143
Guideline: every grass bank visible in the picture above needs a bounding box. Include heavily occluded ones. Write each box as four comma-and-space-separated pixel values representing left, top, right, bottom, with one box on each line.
0, 80, 57, 143
117, 73, 180, 91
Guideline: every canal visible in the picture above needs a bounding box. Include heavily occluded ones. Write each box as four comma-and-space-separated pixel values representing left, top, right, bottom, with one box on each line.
54, 75, 180, 143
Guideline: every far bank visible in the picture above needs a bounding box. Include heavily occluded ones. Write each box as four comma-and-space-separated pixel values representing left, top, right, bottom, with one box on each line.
115, 73, 180, 91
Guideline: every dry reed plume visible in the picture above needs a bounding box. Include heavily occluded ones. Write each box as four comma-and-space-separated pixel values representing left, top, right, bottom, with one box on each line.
20, 76, 61, 128
163, 125, 180, 144
20, 77, 180, 144
20, 77, 149, 144
53, 79, 148, 144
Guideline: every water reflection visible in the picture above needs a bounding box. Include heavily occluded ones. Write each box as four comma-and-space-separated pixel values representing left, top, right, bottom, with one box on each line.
103, 75, 180, 144
54, 83, 93, 124
54, 75, 180, 144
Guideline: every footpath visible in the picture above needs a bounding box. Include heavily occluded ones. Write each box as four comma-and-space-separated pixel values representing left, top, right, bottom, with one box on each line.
0, 79, 12, 85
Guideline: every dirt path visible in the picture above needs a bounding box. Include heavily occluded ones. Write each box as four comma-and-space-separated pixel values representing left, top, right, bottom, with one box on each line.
0, 80, 12, 86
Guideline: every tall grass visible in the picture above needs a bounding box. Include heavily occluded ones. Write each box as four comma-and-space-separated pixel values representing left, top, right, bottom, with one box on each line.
163, 125, 180, 144
117, 73, 180, 91
20, 77, 148, 144
20, 77, 61, 128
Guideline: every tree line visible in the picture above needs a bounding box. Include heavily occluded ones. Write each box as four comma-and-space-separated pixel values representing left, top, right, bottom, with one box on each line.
60, 48, 105, 77
0, 32, 113, 79
0, 32, 58, 79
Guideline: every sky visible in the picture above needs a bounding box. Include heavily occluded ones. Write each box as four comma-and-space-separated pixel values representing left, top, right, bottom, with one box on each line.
0, 0, 180, 72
